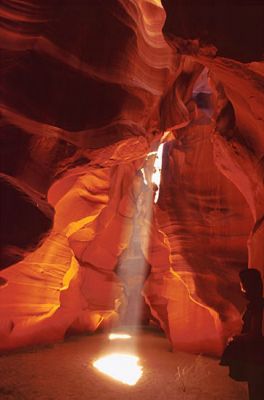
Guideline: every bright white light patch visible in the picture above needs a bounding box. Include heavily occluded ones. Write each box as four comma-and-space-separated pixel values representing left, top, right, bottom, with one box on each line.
152, 142, 164, 203
93, 353, 143, 385
108, 333, 131, 340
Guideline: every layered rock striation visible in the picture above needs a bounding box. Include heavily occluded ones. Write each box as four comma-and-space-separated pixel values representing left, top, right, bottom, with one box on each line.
0, 0, 263, 354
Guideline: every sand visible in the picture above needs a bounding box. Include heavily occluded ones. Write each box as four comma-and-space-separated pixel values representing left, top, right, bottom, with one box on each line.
0, 329, 248, 400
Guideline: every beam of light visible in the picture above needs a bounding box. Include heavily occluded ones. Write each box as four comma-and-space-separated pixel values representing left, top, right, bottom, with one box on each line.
108, 333, 132, 340
151, 142, 164, 203
93, 353, 143, 385
116, 137, 166, 329
141, 166, 148, 185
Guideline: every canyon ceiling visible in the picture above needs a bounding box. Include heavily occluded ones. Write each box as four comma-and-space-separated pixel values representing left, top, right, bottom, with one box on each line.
0, 0, 263, 353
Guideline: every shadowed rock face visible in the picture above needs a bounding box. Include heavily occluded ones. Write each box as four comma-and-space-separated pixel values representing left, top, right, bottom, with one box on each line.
0, 0, 263, 353
0, 174, 54, 268
161, 0, 264, 62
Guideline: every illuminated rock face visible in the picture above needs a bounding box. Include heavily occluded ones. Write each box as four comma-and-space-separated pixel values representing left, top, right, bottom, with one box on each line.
157, 124, 252, 329
0, 1, 263, 354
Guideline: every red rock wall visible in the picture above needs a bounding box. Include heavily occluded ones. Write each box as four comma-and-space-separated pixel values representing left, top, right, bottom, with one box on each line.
1, 0, 263, 354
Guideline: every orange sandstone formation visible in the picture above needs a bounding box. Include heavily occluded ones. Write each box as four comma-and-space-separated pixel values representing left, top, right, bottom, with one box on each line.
0, 0, 263, 354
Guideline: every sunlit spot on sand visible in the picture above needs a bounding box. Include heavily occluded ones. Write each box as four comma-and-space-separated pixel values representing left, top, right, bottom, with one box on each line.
93, 353, 143, 385
108, 333, 132, 340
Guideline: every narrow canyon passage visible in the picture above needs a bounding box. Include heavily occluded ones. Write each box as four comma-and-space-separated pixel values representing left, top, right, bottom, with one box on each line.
0, 1, 263, 398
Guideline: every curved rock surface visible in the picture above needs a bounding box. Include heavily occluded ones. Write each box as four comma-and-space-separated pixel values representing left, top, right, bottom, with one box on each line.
0, 0, 263, 354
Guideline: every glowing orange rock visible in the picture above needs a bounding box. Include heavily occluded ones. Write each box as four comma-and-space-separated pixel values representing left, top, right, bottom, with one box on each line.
1, 0, 263, 356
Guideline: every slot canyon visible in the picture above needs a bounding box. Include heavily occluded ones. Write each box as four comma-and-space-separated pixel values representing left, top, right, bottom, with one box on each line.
0, 1, 263, 399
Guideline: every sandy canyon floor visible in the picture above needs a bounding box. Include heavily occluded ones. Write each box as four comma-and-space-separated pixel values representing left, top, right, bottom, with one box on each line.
0, 329, 248, 400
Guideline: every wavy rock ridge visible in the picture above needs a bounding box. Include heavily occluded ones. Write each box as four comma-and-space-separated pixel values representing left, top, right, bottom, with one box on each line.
0, 0, 263, 354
